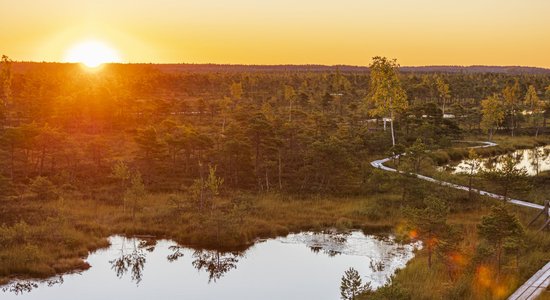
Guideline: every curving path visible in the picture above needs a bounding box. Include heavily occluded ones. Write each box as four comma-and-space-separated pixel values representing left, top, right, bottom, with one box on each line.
370, 141, 549, 300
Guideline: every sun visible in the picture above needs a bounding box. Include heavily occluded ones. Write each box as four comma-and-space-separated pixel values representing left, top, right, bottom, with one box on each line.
64, 40, 121, 68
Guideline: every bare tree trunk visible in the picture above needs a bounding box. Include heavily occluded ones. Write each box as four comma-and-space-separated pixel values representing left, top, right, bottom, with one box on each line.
390, 109, 396, 147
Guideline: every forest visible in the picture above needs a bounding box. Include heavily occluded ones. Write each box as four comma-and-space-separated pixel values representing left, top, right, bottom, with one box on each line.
1, 55, 550, 299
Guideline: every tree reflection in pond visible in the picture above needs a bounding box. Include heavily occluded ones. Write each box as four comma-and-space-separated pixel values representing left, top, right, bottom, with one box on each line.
191, 250, 242, 283
165, 245, 242, 283
307, 231, 351, 257
1, 276, 63, 295
528, 148, 550, 175
1, 282, 38, 295
166, 245, 185, 262
44, 276, 64, 287
109, 238, 151, 285
452, 145, 550, 176
1, 233, 420, 299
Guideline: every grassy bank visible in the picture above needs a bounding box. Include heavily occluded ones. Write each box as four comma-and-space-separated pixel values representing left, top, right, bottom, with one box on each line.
366, 201, 550, 299
0, 190, 403, 284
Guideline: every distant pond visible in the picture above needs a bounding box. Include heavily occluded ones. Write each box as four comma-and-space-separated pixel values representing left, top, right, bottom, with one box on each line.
1, 231, 420, 300
447, 145, 550, 176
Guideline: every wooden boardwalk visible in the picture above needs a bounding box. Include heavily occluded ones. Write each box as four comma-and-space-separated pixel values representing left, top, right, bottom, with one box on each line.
507, 262, 550, 300
370, 141, 549, 299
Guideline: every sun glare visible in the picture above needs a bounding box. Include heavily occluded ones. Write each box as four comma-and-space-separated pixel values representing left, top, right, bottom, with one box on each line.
64, 40, 121, 68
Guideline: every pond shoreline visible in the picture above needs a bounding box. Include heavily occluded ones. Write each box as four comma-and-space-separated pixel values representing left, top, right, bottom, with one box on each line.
430, 137, 549, 166
1, 231, 420, 299
443, 145, 550, 175
0, 225, 396, 287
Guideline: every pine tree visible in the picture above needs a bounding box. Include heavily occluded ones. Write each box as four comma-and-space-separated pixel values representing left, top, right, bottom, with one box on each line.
125, 172, 146, 220
0, 55, 12, 128
481, 154, 529, 201
340, 267, 371, 300
406, 197, 450, 268
29, 176, 57, 200
404, 138, 427, 173
111, 160, 131, 204
478, 204, 524, 275
135, 126, 164, 160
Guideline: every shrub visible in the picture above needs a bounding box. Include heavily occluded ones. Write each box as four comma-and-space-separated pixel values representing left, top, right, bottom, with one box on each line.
447, 148, 468, 161
30, 176, 58, 200
430, 151, 451, 165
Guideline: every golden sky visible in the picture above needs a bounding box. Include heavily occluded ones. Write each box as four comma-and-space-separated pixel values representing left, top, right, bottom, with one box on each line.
1, 0, 550, 67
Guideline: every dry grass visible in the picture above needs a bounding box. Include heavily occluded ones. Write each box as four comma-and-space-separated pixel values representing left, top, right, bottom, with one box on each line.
0, 190, 402, 282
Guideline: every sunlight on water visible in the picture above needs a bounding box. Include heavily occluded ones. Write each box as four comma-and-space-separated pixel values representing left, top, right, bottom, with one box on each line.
451, 146, 550, 176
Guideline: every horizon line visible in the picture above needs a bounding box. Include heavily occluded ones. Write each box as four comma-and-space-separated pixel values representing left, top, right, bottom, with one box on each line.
9, 60, 550, 70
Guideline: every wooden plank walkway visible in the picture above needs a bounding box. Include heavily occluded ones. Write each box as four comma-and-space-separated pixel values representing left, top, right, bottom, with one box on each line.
370, 141, 549, 300
507, 262, 550, 300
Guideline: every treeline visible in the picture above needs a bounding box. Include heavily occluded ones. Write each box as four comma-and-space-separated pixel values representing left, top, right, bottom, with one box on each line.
12, 62, 550, 75
1, 57, 549, 196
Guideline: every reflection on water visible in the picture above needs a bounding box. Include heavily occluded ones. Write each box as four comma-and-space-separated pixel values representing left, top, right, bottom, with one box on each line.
305, 231, 351, 256
450, 145, 550, 176
191, 250, 242, 283
109, 239, 151, 284
1, 276, 63, 295
1, 231, 420, 300
1, 282, 39, 295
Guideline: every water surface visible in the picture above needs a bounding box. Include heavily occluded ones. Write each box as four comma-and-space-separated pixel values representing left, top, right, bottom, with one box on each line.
449, 145, 550, 176
1, 231, 419, 300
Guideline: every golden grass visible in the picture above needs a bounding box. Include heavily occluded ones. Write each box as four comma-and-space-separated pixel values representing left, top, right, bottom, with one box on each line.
0, 190, 402, 282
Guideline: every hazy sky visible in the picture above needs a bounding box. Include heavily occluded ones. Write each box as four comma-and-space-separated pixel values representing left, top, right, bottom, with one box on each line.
1, 0, 549, 66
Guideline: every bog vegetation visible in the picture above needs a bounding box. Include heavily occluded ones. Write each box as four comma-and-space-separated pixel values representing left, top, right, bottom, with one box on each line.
1, 55, 550, 299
